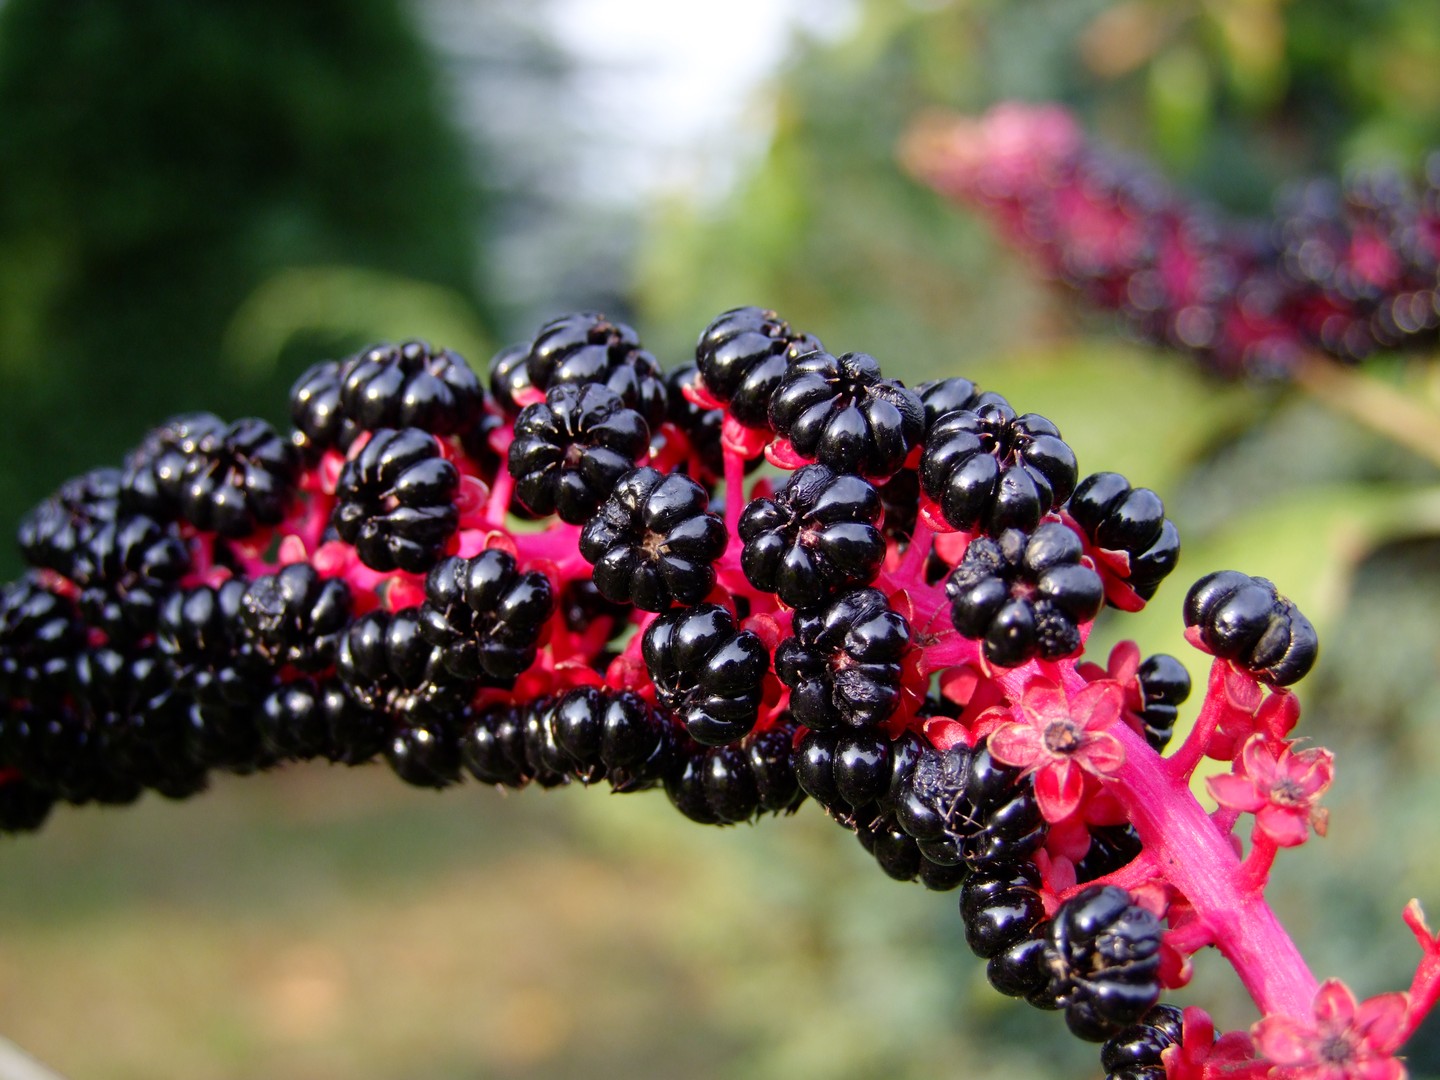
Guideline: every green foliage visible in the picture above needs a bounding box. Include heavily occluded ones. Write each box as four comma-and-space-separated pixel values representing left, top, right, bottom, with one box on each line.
0, 0, 490, 576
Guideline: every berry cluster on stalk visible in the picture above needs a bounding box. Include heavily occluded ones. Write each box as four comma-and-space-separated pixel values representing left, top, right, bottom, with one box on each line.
3, 310, 1439, 1080
903, 103, 1440, 376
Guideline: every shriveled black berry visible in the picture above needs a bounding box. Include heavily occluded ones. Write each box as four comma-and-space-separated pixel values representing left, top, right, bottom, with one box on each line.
694, 306, 823, 428
921, 403, 1077, 534
769, 351, 925, 478
240, 564, 352, 671
419, 551, 555, 682
1067, 472, 1180, 603
1133, 654, 1190, 752
337, 340, 484, 438
738, 464, 885, 608
916, 377, 1010, 431
946, 523, 1104, 667
524, 312, 667, 426
1183, 570, 1318, 686
642, 604, 768, 746
508, 383, 650, 525
775, 588, 909, 732
961, 859, 1046, 959
580, 467, 727, 611
1100, 1003, 1184, 1080
1044, 885, 1164, 1042
332, 428, 459, 573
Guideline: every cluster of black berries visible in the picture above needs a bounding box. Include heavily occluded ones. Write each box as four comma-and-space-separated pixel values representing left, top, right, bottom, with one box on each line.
910, 104, 1440, 376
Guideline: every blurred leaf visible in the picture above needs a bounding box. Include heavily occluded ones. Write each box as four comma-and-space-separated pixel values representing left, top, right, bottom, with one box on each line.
223, 267, 493, 380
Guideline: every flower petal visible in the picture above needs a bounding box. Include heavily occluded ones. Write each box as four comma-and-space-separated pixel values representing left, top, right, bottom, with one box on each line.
1020, 680, 1067, 726
1208, 773, 1266, 813
988, 720, 1043, 769
1314, 979, 1360, 1031
1253, 1014, 1319, 1067
1078, 729, 1126, 775
1290, 748, 1335, 799
1256, 805, 1310, 847
1035, 759, 1085, 822
1109, 639, 1141, 681
1239, 733, 1280, 785
1355, 992, 1410, 1053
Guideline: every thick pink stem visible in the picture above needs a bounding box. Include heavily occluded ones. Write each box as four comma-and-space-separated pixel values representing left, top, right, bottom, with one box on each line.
723, 448, 745, 537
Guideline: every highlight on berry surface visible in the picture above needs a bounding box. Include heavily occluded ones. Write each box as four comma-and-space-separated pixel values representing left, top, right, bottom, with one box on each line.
2, 310, 1437, 1077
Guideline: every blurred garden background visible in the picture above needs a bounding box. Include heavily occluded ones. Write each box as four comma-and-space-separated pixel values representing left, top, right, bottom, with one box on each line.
4, 0, 1440, 1076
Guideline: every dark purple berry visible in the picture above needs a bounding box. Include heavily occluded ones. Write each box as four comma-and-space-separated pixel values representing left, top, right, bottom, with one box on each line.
1068, 472, 1181, 603
290, 361, 359, 456
1133, 654, 1190, 752
337, 340, 484, 438
419, 551, 555, 682
580, 466, 727, 611
738, 464, 885, 608
1099, 1003, 1184, 1080
642, 604, 768, 746
1183, 571, 1318, 686
332, 428, 459, 573
961, 859, 1046, 959
1043, 885, 1164, 1041
694, 306, 823, 428
240, 564, 352, 671
524, 312, 667, 426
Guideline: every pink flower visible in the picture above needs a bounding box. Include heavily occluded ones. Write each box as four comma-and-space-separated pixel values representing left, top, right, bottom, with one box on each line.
1253, 979, 1409, 1080
1207, 734, 1334, 847
987, 679, 1126, 822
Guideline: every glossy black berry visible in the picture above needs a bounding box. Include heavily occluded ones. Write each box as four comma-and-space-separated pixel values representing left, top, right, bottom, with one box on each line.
1100, 1003, 1184, 1080
258, 677, 373, 763
461, 702, 536, 787
832, 728, 893, 808
332, 428, 459, 573
524, 312, 667, 426
738, 465, 885, 608
19, 467, 125, 578
508, 383, 650, 525
157, 579, 267, 709
240, 564, 352, 671
769, 351, 925, 479
863, 814, 924, 881
642, 604, 769, 746
1044, 885, 1164, 1041
775, 588, 910, 731
580, 467, 727, 611
337, 340, 484, 439
694, 306, 823, 428
70, 513, 191, 643
386, 715, 463, 789
419, 551, 555, 682
487, 343, 535, 417
960, 859, 1046, 959
746, 718, 805, 813
1183, 570, 1318, 686
337, 609, 468, 728
1068, 472, 1181, 603
120, 414, 227, 519
916, 377, 1010, 431
986, 934, 1051, 1001
0, 574, 84, 707
794, 728, 843, 811
701, 743, 762, 823
921, 403, 1077, 534
946, 523, 1104, 667
600, 692, 674, 793
1075, 824, 1144, 884
173, 418, 299, 537
1133, 654, 1190, 752
289, 360, 359, 456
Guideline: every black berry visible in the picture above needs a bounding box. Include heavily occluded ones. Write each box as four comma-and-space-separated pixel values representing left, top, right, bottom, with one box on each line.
1043, 885, 1164, 1041
694, 306, 823, 428
419, 551, 555, 682
332, 428, 459, 573
1183, 570, 1318, 686
643, 604, 769, 746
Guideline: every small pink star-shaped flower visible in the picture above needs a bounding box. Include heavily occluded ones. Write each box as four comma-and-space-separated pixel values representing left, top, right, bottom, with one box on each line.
1206, 733, 1334, 848
987, 678, 1126, 822
1252, 979, 1409, 1080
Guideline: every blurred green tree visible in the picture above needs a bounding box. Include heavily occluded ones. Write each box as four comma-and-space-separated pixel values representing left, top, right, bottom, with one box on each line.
0, 0, 492, 576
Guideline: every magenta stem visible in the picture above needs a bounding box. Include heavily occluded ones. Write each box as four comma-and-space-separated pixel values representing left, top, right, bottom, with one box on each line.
723, 449, 745, 538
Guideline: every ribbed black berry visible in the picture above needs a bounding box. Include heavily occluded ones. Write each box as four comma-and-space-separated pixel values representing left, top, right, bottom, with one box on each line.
19, 467, 125, 578
746, 717, 805, 814
176, 418, 299, 537
768, 351, 925, 478
579, 466, 727, 611
337, 609, 470, 731
332, 428, 459, 573
1043, 885, 1164, 1041
487, 343, 534, 417
1075, 824, 1145, 884
961, 859, 1046, 959
70, 513, 191, 644
419, 551, 555, 682
642, 604, 769, 746
0, 574, 84, 707
859, 812, 925, 881
158, 580, 265, 708
1134, 654, 1190, 752
946, 523, 1104, 667
1183, 570, 1318, 686
524, 312, 667, 426
508, 383, 651, 525
921, 403, 1077, 535
289, 360, 359, 457
1100, 1003, 1184, 1080
663, 364, 726, 481
775, 588, 910, 730
1067, 472, 1181, 603
337, 340, 485, 439
694, 306, 823, 428
386, 715, 463, 789
120, 414, 226, 519
738, 464, 885, 609
258, 676, 384, 764
461, 700, 539, 787
240, 564, 352, 671
915, 377, 1010, 432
